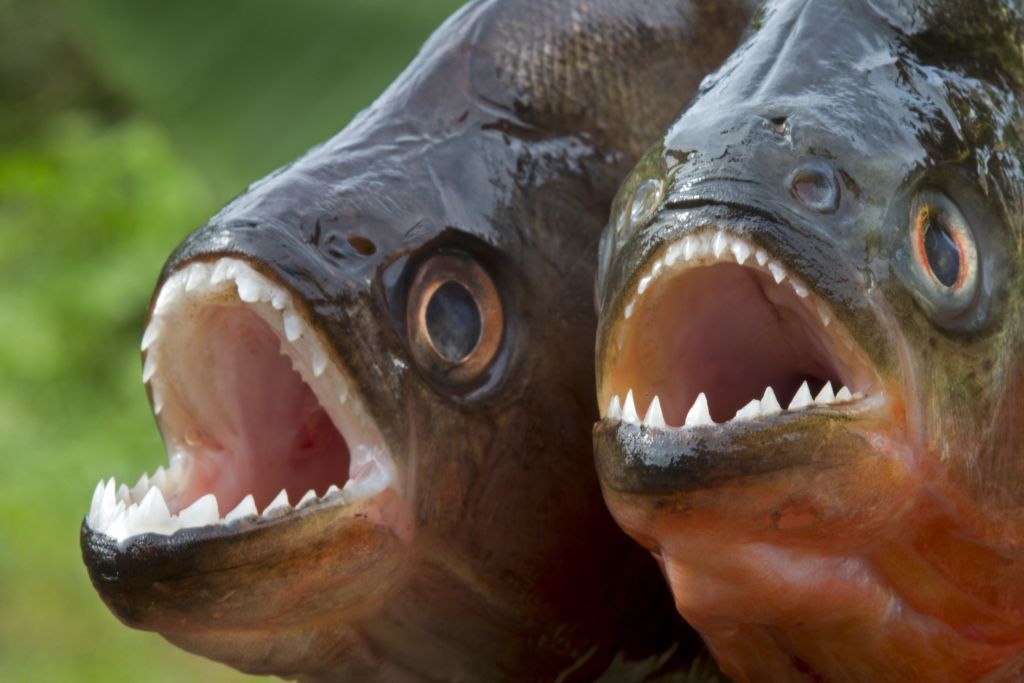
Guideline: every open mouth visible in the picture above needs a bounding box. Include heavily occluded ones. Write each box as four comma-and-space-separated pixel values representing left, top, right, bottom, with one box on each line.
599, 229, 884, 431
86, 257, 396, 543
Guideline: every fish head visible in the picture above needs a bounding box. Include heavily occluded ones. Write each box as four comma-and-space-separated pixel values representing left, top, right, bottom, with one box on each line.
594, 0, 1024, 679
80, 0, 760, 679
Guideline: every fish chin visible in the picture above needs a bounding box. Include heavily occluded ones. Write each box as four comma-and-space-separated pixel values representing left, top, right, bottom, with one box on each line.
81, 257, 411, 654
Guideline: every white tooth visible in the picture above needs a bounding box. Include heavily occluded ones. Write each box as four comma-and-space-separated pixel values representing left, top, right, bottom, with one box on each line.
731, 240, 751, 265
224, 494, 257, 523
606, 395, 622, 420
761, 387, 782, 415
224, 261, 241, 280
236, 273, 262, 302
624, 300, 635, 319
178, 494, 219, 528
815, 382, 836, 404
283, 311, 303, 341
622, 390, 640, 424
135, 487, 178, 535
792, 282, 809, 298
734, 399, 762, 421
312, 345, 327, 377
151, 465, 167, 491
95, 479, 118, 529
756, 250, 768, 266
789, 382, 814, 410
142, 354, 157, 383
262, 489, 290, 516
117, 483, 131, 505
271, 288, 290, 310
817, 302, 831, 327
768, 262, 786, 284
104, 501, 129, 541
151, 385, 164, 414
665, 243, 681, 266
184, 264, 209, 292
651, 259, 664, 277
643, 396, 666, 429
712, 232, 729, 258
211, 260, 230, 284
130, 473, 150, 501
89, 480, 104, 518
297, 489, 318, 508
140, 322, 160, 352
638, 275, 652, 295
153, 278, 183, 314
683, 236, 698, 261
325, 484, 341, 496
836, 386, 853, 402
685, 392, 714, 426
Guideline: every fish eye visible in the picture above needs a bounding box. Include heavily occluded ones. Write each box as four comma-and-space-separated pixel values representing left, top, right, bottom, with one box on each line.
908, 190, 979, 318
406, 252, 503, 383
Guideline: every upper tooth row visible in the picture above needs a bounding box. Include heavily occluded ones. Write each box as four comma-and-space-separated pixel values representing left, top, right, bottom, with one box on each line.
605, 381, 862, 429
623, 230, 825, 326
141, 258, 346, 414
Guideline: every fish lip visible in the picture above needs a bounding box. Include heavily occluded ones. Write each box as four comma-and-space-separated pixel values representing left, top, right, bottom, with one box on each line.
82, 255, 409, 554
596, 208, 899, 479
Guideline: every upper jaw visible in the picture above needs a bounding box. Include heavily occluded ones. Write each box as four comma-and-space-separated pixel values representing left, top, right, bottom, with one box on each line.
596, 220, 894, 460
84, 256, 404, 547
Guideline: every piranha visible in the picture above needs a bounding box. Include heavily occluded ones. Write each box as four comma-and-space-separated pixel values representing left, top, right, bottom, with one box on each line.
80, 0, 755, 680
594, 0, 1024, 680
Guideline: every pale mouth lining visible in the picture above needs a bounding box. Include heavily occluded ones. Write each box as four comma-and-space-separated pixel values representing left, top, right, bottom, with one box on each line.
601, 230, 883, 430
86, 257, 396, 543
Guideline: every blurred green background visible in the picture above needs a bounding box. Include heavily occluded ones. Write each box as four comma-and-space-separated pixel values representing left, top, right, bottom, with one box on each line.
0, 0, 461, 679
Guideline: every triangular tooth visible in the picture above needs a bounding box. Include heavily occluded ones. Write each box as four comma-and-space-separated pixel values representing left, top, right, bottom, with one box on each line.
622, 390, 640, 424
135, 487, 178, 535
624, 299, 635, 319
734, 399, 761, 421
104, 501, 129, 541
130, 473, 150, 501
326, 484, 341, 495
638, 275, 652, 295
815, 382, 836, 404
210, 259, 230, 284
792, 281, 809, 298
606, 395, 622, 421
142, 354, 157, 383
153, 278, 183, 314
224, 494, 257, 523
271, 288, 290, 311
283, 311, 303, 342
312, 346, 327, 377
836, 386, 853, 402
683, 236, 698, 261
643, 396, 667, 429
263, 489, 290, 516
151, 465, 167, 490
184, 264, 210, 292
89, 480, 105, 515
118, 483, 131, 504
665, 243, 681, 266
817, 301, 831, 327
297, 489, 318, 508
768, 262, 786, 284
789, 381, 814, 410
761, 387, 782, 415
684, 393, 715, 427
756, 250, 768, 266
712, 232, 729, 258
140, 322, 160, 352
650, 260, 664, 278
731, 240, 751, 265
179, 494, 219, 528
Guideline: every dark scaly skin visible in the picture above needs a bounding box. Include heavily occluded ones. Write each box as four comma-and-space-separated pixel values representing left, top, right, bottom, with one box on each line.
595, 0, 1024, 680
80, 1, 756, 681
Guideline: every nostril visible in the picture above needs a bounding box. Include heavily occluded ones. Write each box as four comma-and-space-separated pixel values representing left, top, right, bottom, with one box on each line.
767, 116, 790, 136
346, 236, 376, 256
788, 161, 841, 214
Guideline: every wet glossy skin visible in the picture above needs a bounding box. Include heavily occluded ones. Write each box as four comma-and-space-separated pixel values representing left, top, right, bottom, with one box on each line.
80, 0, 756, 681
595, 0, 1024, 680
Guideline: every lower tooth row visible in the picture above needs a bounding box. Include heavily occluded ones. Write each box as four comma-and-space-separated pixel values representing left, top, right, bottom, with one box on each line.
606, 381, 861, 429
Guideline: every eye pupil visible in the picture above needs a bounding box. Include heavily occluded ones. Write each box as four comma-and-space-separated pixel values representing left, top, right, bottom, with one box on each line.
922, 215, 961, 288
425, 281, 481, 362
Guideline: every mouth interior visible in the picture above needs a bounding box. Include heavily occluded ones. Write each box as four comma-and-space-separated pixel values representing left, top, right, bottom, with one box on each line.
605, 260, 872, 426
164, 304, 351, 513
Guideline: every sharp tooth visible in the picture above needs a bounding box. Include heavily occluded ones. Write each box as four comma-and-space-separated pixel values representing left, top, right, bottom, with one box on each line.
624, 300, 635, 319
761, 387, 782, 415
651, 260, 664, 278
271, 288, 290, 310
638, 275, 652, 295
792, 281, 809, 298
283, 311, 303, 341
151, 465, 167, 491
734, 398, 761, 420
817, 301, 831, 327
184, 264, 209, 292
712, 232, 729, 258
606, 395, 622, 420
153, 278, 183, 314
104, 501, 129, 541
142, 354, 157, 383
263, 489, 290, 516
89, 480, 104, 518
151, 385, 164, 414
312, 345, 328, 377
135, 487, 178, 535
683, 236, 698, 261
815, 382, 836, 404
325, 484, 341, 496
117, 483, 131, 505
224, 494, 257, 523
756, 250, 768, 266
95, 479, 118, 529
622, 390, 640, 424
130, 473, 150, 501
643, 396, 666, 429
665, 243, 682, 266
140, 322, 161, 352
788, 381, 814, 410
731, 240, 751, 265
768, 262, 786, 284
836, 386, 853, 402
236, 273, 262, 302
297, 489, 318, 508
211, 259, 230, 284
179, 494, 219, 528
684, 392, 714, 427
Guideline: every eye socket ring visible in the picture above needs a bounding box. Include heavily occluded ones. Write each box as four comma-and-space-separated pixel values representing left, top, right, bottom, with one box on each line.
908, 190, 979, 318
406, 253, 503, 384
